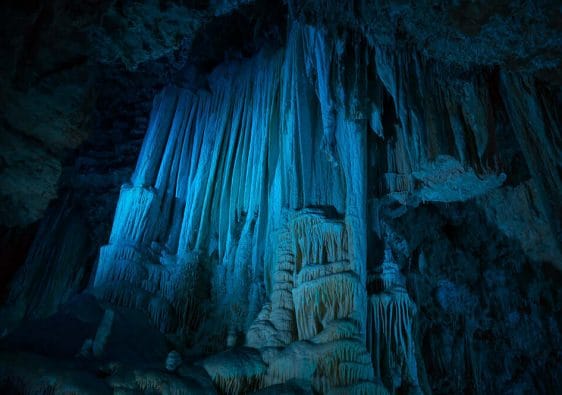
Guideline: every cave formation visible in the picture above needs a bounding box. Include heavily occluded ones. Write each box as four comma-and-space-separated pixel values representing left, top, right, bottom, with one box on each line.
0, 1, 561, 394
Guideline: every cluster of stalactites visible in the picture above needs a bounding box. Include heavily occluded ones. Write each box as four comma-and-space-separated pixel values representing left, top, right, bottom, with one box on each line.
245, 208, 371, 393
125, 50, 283, 258
367, 248, 420, 393
93, 50, 284, 339
94, 243, 201, 333
291, 209, 348, 268
94, 20, 374, 353
293, 270, 364, 340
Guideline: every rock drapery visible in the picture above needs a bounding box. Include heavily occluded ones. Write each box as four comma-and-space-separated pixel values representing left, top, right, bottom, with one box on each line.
0, 2, 561, 394
95, 21, 369, 353
86, 20, 560, 394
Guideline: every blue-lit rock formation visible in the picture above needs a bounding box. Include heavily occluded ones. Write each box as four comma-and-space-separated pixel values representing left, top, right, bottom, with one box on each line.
0, 2, 561, 394
82, 21, 559, 394
92, 24, 375, 392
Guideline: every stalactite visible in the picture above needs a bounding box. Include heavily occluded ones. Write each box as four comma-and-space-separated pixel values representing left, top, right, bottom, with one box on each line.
291, 210, 348, 268
293, 271, 364, 340
367, 249, 420, 394
83, 15, 544, 393
0, 198, 91, 327
0, 0, 558, 393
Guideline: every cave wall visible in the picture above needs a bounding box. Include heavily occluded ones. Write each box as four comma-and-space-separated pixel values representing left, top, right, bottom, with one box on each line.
84, 20, 562, 394
0, 1, 561, 394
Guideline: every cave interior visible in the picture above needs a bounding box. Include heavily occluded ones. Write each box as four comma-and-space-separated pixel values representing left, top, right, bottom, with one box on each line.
0, 1, 561, 394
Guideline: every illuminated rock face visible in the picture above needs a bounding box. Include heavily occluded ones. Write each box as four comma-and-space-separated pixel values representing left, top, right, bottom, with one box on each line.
1, 7, 561, 393
84, 20, 562, 394
92, 23, 370, 393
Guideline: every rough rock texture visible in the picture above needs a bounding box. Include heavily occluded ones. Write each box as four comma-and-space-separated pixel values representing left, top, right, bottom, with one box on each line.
0, 1, 561, 394
0, 0, 286, 229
